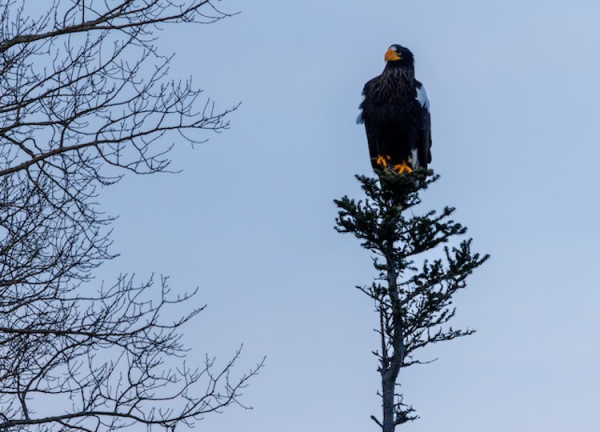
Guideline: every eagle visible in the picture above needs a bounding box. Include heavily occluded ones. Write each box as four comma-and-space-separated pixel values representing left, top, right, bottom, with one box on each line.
357, 44, 432, 174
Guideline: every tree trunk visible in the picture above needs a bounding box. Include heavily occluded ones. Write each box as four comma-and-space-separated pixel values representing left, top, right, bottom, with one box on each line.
381, 246, 405, 432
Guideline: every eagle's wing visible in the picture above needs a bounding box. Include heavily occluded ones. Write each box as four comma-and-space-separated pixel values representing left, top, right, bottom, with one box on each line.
356, 93, 365, 124
358, 81, 382, 170
415, 81, 432, 168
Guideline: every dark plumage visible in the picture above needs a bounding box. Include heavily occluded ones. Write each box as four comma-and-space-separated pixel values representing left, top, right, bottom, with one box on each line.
357, 44, 432, 173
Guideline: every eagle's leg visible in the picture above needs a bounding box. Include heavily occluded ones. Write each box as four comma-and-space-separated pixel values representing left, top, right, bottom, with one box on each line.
376, 155, 391, 168
392, 161, 413, 174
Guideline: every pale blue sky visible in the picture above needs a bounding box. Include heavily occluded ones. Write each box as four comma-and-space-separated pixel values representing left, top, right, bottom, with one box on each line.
99, 1, 600, 430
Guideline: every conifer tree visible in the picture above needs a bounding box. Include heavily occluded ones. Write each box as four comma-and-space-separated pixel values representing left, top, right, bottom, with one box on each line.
334, 170, 489, 431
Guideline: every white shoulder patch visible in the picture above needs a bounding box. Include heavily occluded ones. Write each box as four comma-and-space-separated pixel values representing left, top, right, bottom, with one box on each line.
356, 94, 365, 124
416, 85, 430, 110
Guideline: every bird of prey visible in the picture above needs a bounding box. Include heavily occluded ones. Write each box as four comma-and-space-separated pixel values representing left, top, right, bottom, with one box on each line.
357, 44, 432, 174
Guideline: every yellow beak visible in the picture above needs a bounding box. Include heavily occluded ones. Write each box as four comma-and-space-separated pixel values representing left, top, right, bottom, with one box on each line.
384, 49, 401, 62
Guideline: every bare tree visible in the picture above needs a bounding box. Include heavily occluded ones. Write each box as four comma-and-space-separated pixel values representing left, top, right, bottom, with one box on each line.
335, 172, 489, 431
0, 1, 261, 431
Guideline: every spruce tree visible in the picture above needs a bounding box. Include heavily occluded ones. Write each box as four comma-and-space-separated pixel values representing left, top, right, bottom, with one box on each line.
334, 170, 489, 431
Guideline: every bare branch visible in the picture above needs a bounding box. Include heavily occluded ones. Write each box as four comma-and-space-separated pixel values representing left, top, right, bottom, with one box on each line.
0, 2, 258, 432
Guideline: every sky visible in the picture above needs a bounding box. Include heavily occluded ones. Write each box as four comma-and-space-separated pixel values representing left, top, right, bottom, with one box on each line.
98, 1, 600, 431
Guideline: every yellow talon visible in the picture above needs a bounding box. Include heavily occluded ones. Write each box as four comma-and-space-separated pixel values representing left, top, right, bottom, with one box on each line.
393, 161, 413, 174
376, 155, 391, 168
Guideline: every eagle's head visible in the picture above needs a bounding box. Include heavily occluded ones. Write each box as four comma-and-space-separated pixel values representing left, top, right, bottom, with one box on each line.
384, 44, 415, 67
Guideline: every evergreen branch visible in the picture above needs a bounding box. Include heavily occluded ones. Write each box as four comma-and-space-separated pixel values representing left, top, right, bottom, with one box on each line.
334, 171, 489, 431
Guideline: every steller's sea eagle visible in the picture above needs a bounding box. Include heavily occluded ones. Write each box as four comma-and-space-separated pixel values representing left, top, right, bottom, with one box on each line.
357, 44, 432, 174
